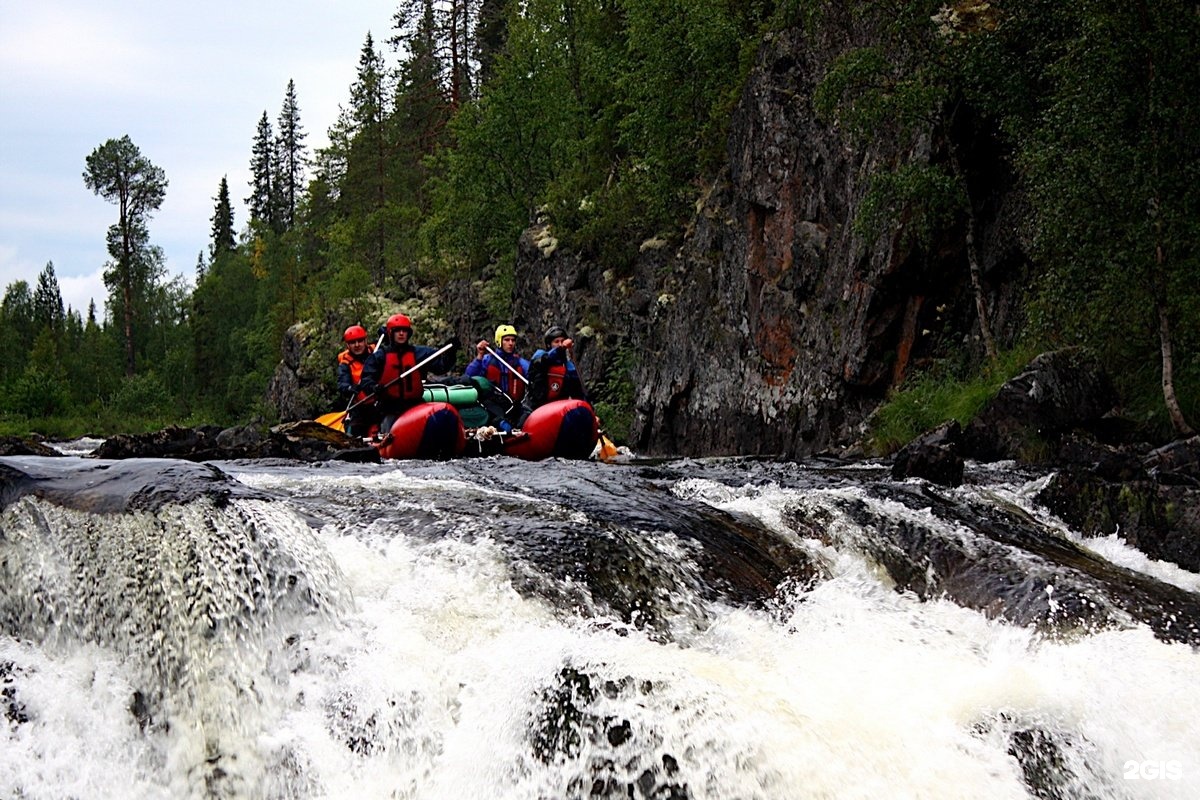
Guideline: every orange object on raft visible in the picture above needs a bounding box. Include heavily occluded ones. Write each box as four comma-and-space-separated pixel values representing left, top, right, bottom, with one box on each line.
375, 402, 465, 460
502, 399, 599, 461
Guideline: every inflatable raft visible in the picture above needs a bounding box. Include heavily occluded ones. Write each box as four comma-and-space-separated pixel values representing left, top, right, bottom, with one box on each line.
375, 401, 465, 460
371, 382, 599, 461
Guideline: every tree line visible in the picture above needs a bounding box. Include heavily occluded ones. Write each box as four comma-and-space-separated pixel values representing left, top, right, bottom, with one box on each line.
1, 0, 1196, 440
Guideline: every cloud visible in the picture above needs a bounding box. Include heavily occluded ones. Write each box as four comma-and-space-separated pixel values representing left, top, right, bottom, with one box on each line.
0, 0, 398, 318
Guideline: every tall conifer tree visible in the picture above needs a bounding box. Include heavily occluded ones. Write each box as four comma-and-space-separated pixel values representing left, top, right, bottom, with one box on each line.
275, 80, 307, 231
209, 176, 236, 261
33, 261, 65, 333
247, 112, 276, 229
83, 135, 168, 376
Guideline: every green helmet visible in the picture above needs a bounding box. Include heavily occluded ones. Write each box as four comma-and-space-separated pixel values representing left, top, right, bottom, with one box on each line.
494, 324, 518, 347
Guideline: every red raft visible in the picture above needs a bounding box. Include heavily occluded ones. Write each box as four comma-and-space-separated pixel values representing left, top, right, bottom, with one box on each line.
375, 402, 465, 460
498, 398, 599, 460
373, 398, 598, 461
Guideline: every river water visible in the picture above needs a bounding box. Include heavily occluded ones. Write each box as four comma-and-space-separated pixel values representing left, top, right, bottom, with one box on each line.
1, 446, 1197, 799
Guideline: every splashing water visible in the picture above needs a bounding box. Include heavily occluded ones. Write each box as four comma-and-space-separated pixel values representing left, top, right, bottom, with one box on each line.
1, 455, 1197, 798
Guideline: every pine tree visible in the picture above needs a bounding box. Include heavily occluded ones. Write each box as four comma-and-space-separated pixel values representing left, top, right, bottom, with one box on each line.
344, 33, 392, 284
83, 135, 168, 377
247, 111, 276, 228
209, 176, 236, 261
474, 0, 509, 85
33, 261, 65, 333
275, 79, 307, 230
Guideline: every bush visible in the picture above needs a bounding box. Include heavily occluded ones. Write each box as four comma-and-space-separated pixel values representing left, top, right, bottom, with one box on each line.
109, 371, 174, 417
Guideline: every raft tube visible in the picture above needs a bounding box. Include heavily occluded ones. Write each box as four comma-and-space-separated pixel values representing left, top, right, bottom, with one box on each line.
503, 399, 599, 461
376, 402, 465, 460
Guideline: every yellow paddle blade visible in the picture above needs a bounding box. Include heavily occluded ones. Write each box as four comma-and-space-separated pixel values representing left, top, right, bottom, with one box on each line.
598, 433, 619, 462
316, 411, 347, 432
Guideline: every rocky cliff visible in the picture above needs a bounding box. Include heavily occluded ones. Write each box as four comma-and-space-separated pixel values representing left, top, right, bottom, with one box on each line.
270, 17, 1030, 459
507, 20, 1029, 458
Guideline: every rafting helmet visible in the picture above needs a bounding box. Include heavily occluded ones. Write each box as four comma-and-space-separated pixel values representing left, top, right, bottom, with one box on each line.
543, 325, 567, 347
343, 324, 368, 343
386, 313, 413, 337
494, 324, 518, 347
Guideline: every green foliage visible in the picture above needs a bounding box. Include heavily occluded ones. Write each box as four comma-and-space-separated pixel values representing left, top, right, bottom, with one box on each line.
589, 341, 638, 444
855, 162, 965, 248
109, 371, 175, 417
868, 344, 1041, 454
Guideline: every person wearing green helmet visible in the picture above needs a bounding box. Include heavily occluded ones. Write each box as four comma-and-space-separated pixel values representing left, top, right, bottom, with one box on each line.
466, 323, 530, 431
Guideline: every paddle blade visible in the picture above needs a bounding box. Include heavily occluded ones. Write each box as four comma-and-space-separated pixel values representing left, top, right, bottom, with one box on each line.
316, 411, 347, 432
598, 433, 619, 462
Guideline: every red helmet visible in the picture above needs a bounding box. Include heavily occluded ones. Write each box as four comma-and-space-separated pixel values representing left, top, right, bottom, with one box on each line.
386, 314, 413, 335
343, 324, 368, 342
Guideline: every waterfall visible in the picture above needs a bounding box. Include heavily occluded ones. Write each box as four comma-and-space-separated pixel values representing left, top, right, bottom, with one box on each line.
2, 455, 1197, 798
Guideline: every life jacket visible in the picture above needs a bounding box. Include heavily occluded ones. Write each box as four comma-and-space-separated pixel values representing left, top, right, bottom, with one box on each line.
546, 362, 568, 401
379, 346, 423, 402
338, 347, 374, 402
485, 354, 526, 402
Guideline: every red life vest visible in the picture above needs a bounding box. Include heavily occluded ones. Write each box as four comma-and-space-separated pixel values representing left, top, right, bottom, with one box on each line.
338, 347, 374, 402
485, 356, 526, 402
546, 362, 568, 401
379, 347, 422, 402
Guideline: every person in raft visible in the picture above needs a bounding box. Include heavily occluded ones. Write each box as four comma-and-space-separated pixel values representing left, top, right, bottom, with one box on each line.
521, 325, 589, 422
465, 324, 530, 432
359, 313, 459, 434
335, 324, 379, 437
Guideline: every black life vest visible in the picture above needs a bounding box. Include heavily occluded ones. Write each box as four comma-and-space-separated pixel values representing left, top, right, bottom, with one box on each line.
379, 347, 422, 402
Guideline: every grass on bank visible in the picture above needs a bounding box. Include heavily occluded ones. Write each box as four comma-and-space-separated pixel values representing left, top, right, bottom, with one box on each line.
868, 345, 1041, 455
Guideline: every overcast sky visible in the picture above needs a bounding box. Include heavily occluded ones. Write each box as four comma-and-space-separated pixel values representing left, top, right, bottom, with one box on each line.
0, 1, 398, 317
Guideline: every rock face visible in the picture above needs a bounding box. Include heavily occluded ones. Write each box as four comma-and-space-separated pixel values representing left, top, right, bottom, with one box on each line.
509, 19, 1028, 458
265, 13, 1031, 459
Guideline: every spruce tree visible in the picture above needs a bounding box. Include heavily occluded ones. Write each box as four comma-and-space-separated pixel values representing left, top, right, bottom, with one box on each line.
33, 261, 65, 333
247, 111, 276, 228
209, 176, 236, 261
275, 79, 307, 231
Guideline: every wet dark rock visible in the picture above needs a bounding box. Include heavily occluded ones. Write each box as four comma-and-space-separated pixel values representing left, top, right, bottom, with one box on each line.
962, 349, 1120, 463
532, 666, 689, 800
793, 481, 1200, 645
0, 436, 62, 457
91, 421, 371, 463
391, 458, 823, 635
2, 659, 30, 726
974, 714, 1095, 800
1144, 435, 1200, 484
891, 421, 964, 487
1036, 470, 1200, 574
0, 456, 269, 513
1053, 434, 1149, 482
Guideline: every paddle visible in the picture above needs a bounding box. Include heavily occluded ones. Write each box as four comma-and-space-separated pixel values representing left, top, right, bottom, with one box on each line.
487, 343, 619, 461
483, 344, 531, 385
317, 341, 454, 432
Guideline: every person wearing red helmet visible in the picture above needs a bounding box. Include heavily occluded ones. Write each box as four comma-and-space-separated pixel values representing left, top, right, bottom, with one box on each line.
359, 313, 459, 432
336, 324, 378, 437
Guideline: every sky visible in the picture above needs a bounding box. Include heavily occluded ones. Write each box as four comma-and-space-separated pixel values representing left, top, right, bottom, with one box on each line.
0, 1, 398, 318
